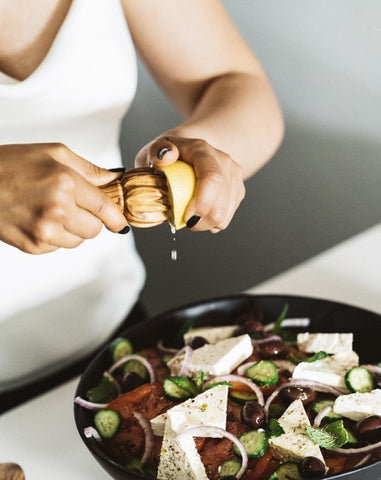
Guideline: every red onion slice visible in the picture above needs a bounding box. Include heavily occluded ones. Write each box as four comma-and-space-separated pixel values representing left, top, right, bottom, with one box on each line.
362, 364, 381, 375
133, 411, 155, 465
204, 374, 264, 406
178, 346, 193, 377
74, 396, 109, 411
177, 425, 248, 479
108, 354, 156, 382
264, 379, 342, 417
237, 362, 255, 376
84, 426, 102, 442
313, 406, 332, 427
331, 440, 381, 456
353, 453, 372, 467
252, 335, 283, 346
263, 318, 311, 332
156, 340, 178, 355
103, 371, 121, 394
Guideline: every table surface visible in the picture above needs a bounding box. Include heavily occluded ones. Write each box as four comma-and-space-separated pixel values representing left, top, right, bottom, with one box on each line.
1, 223, 381, 479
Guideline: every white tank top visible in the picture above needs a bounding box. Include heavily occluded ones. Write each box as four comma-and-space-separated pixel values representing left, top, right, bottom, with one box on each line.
0, 0, 146, 391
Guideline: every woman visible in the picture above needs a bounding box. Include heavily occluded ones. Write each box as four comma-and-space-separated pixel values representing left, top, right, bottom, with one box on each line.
0, 0, 283, 409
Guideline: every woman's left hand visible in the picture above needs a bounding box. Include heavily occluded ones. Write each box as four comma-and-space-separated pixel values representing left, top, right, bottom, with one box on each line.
135, 135, 245, 233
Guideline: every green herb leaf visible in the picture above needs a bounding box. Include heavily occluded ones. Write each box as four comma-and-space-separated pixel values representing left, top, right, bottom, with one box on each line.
306, 351, 329, 363
193, 371, 205, 390
306, 420, 349, 449
271, 304, 289, 334
86, 376, 119, 403
267, 418, 285, 438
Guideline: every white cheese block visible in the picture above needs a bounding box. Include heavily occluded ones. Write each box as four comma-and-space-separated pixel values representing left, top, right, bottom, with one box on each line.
168, 334, 253, 379
333, 389, 381, 421
269, 399, 325, 464
292, 351, 359, 393
157, 421, 208, 480
297, 333, 353, 354
183, 325, 238, 345
150, 385, 228, 436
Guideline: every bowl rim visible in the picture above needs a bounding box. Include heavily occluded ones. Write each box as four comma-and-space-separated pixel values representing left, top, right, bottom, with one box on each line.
74, 293, 381, 480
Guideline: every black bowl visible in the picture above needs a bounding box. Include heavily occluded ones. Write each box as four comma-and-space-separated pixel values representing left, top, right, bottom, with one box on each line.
74, 293, 381, 480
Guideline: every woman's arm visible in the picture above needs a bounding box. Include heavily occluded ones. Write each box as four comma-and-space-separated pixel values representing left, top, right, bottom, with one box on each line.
122, 0, 284, 231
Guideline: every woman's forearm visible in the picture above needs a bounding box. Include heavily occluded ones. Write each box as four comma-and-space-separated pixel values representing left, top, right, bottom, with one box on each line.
164, 71, 284, 179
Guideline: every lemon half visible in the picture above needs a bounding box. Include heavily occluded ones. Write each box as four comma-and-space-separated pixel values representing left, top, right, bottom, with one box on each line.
158, 161, 196, 230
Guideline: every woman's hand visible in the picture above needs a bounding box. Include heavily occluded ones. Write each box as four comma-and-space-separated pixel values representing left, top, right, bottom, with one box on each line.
135, 135, 245, 233
0, 143, 129, 254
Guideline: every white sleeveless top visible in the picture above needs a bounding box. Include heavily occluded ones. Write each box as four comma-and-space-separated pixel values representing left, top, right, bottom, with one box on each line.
0, 0, 146, 391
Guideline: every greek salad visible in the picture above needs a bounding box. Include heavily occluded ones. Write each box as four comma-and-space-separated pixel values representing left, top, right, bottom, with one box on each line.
75, 306, 381, 480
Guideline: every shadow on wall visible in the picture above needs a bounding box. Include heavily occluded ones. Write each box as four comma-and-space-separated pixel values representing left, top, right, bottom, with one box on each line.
120, 115, 381, 316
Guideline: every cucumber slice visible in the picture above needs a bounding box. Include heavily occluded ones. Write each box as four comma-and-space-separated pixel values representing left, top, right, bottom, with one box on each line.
270, 462, 302, 480
163, 376, 197, 401
312, 400, 342, 422
123, 359, 148, 381
110, 337, 133, 362
233, 429, 268, 459
345, 366, 374, 393
229, 389, 258, 404
219, 459, 241, 477
246, 360, 279, 386
94, 409, 121, 439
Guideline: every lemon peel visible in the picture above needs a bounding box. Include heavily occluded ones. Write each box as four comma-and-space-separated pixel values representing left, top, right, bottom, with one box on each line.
158, 161, 196, 230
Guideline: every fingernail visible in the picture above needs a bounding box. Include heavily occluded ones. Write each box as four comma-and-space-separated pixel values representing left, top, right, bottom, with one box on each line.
118, 225, 130, 234
186, 215, 201, 228
157, 147, 172, 160
109, 167, 126, 172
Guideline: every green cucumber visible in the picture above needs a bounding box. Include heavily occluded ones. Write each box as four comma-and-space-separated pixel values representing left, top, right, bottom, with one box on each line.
269, 462, 302, 480
312, 400, 342, 422
94, 409, 121, 439
110, 337, 133, 362
123, 359, 148, 381
345, 366, 374, 393
219, 459, 241, 477
163, 376, 197, 401
233, 429, 268, 459
246, 360, 279, 386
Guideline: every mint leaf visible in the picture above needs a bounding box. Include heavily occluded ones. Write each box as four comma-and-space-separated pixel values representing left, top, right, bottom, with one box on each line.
267, 418, 285, 438
306, 351, 329, 363
306, 420, 348, 449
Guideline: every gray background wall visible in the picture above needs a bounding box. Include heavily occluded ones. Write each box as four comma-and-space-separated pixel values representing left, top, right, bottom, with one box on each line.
120, 0, 381, 316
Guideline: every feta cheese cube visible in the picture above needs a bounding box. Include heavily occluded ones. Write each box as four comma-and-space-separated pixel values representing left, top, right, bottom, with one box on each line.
333, 389, 381, 421
297, 333, 353, 354
150, 385, 228, 436
157, 421, 208, 480
292, 351, 359, 393
168, 334, 253, 379
183, 325, 238, 345
269, 399, 325, 464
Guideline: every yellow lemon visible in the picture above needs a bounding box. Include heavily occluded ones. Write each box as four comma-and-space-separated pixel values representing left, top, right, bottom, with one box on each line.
158, 161, 196, 230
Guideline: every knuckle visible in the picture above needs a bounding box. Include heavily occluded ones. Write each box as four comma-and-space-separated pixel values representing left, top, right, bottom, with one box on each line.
53, 169, 76, 193
210, 207, 227, 227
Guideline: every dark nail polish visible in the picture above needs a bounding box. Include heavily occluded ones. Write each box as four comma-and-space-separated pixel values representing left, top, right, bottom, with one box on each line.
157, 147, 172, 160
109, 167, 126, 172
118, 226, 130, 234
186, 215, 201, 228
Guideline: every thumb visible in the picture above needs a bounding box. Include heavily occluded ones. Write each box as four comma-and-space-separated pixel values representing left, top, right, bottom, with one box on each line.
52, 143, 122, 186
136, 138, 180, 168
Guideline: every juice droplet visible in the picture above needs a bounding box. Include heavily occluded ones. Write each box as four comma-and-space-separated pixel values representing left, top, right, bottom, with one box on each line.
170, 225, 177, 261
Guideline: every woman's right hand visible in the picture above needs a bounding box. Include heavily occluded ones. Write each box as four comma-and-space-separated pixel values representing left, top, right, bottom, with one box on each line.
0, 143, 129, 254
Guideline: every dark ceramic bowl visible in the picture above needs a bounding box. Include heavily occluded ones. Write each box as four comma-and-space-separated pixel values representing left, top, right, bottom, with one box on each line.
74, 293, 381, 480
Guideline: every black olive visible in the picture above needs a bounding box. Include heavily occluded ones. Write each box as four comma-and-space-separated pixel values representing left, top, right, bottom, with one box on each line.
356, 415, 381, 442
280, 386, 316, 405
298, 456, 326, 478
218, 477, 237, 480
188, 336, 208, 350
122, 371, 144, 392
258, 339, 288, 359
237, 311, 264, 335
241, 400, 265, 428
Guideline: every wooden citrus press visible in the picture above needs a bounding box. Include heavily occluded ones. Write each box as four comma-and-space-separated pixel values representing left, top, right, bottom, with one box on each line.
99, 162, 196, 229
